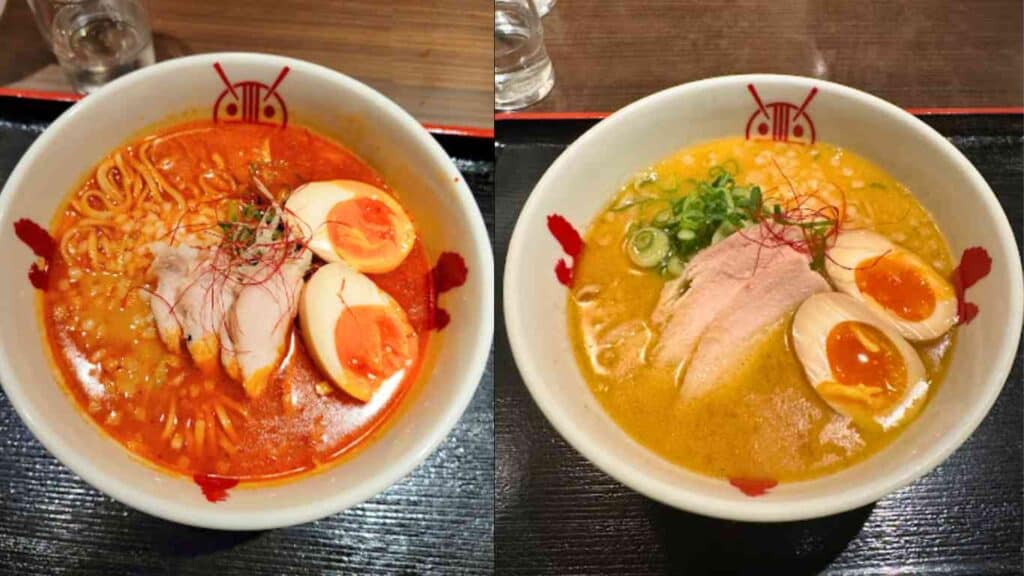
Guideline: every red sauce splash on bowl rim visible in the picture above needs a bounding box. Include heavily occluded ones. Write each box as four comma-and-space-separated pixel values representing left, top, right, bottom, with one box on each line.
547, 214, 584, 287
433, 251, 468, 294
193, 473, 240, 503
728, 477, 778, 497
431, 251, 468, 331
952, 246, 992, 325
13, 218, 56, 290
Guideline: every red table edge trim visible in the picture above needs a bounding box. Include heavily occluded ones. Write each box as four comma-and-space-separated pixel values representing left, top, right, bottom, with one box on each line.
2, 86, 1017, 134
420, 122, 494, 139
0, 87, 495, 139
0, 87, 83, 103
496, 107, 1024, 121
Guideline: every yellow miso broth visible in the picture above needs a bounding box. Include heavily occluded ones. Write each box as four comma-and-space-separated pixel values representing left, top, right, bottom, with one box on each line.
568, 137, 955, 482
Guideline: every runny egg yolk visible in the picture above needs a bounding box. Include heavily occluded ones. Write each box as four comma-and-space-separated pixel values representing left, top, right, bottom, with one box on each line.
333, 304, 417, 392
327, 197, 403, 267
854, 254, 936, 321
825, 321, 906, 402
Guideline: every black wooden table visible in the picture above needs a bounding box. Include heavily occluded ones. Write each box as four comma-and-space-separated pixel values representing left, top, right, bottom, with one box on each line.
495, 116, 1023, 576
0, 97, 495, 575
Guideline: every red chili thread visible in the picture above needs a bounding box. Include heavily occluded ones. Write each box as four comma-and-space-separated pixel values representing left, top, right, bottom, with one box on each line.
728, 477, 778, 497
733, 164, 847, 273
952, 246, 992, 325
193, 473, 240, 503
152, 179, 312, 351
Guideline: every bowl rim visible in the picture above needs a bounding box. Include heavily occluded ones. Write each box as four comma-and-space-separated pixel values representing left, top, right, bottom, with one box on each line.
0, 52, 495, 530
504, 73, 1023, 522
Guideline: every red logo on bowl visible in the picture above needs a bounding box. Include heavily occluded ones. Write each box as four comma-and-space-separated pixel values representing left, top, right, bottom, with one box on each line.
212, 62, 290, 127
745, 84, 818, 145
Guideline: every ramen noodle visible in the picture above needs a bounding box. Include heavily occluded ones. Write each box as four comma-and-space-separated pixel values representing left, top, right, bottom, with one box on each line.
40, 120, 439, 483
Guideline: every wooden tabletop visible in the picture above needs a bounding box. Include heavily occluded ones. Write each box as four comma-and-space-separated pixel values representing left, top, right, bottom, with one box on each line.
528, 0, 1024, 113
0, 0, 493, 129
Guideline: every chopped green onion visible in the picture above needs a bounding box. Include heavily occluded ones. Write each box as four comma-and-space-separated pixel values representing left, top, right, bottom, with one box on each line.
676, 228, 696, 241
749, 187, 762, 216
627, 227, 671, 268
653, 209, 674, 225
711, 221, 737, 245
612, 197, 662, 212
633, 171, 657, 188
621, 164, 764, 273
664, 256, 685, 277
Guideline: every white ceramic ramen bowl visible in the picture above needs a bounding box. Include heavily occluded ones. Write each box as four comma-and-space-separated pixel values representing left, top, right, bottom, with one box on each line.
505, 74, 1022, 522
0, 53, 493, 530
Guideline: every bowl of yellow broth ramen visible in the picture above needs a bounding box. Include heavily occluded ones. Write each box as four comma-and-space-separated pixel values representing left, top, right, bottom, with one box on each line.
504, 75, 1021, 521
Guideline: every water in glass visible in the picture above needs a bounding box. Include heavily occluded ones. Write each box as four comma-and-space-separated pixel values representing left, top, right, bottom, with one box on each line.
48, 0, 155, 93
534, 0, 557, 17
495, 0, 554, 110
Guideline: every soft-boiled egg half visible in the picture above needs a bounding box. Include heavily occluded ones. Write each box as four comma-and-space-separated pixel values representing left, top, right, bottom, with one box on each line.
299, 262, 418, 402
825, 230, 956, 341
792, 292, 928, 430
285, 180, 416, 274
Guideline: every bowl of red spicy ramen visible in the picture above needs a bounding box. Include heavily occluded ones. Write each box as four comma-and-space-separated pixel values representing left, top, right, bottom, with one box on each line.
0, 53, 493, 529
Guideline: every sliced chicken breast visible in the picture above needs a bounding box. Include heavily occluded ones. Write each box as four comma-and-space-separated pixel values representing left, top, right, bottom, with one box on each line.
176, 250, 238, 373
219, 319, 241, 381
227, 250, 312, 397
652, 227, 794, 368
144, 243, 200, 354
680, 250, 830, 399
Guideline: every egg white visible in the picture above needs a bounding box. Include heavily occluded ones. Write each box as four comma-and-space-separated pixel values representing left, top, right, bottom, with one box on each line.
284, 179, 415, 273
791, 292, 928, 430
298, 261, 412, 401
825, 230, 956, 341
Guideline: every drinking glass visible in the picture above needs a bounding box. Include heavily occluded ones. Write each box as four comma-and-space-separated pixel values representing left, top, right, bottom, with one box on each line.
534, 0, 556, 16
26, 0, 156, 94
495, 0, 555, 110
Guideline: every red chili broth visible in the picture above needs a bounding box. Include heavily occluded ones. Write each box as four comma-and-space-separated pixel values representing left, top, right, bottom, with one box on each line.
42, 120, 434, 483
